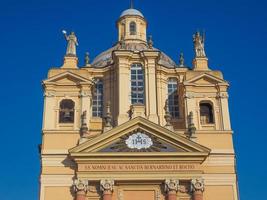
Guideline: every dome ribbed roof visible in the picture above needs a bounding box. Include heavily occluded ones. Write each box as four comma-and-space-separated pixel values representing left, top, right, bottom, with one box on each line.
120, 8, 144, 18
92, 43, 177, 68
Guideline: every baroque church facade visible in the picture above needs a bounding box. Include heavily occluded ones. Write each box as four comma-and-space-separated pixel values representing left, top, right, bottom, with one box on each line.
39, 6, 239, 200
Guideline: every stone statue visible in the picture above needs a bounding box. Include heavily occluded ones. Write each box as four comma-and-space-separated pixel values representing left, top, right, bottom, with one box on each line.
164, 100, 173, 131
119, 36, 126, 49
62, 30, 78, 56
193, 31, 206, 57
79, 111, 89, 143
148, 35, 153, 49
85, 52, 90, 66
188, 111, 196, 138
81, 111, 87, 127
104, 101, 113, 132
179, 52, 185, 67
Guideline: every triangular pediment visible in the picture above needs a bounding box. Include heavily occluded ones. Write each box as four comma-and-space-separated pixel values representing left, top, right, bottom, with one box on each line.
184, 73, 228, 86
69, 117, 210, 162
43, 71, 93, 86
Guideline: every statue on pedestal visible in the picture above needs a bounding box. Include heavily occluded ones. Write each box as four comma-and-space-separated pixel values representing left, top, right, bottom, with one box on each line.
148, 35, 153, 49
193, 31, 206, 58
84, 52, 90, 66
179, 52, 185, 67
62, 30, 78, 56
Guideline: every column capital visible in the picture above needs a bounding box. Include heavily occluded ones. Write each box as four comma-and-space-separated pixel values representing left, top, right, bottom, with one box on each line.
191, 178, 205, 192
73, 178, 89, 192
100, 179, 114, 193
164, 179, 179, 193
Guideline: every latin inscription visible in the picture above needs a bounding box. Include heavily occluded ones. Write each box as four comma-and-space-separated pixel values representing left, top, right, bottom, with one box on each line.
79, 163, 197, 172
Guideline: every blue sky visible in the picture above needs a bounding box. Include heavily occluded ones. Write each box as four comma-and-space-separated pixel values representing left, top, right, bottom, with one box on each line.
0, 0, 266, 199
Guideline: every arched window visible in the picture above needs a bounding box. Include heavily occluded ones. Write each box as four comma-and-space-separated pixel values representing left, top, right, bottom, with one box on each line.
130, 21, 136, 35
92, 79, 103, 117
200, 102, 214, 124
59, 99, 75, 123
131, 63, 144, 104
167, 78, 179, 118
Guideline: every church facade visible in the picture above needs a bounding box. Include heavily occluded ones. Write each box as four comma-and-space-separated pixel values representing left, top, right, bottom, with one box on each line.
39, 6, 239, 200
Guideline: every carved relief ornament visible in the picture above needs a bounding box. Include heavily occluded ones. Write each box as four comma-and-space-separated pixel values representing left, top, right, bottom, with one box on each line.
100, 179, 114, 192
165, 179, 179, 193
191, 178, 204, 192
73, 179, 88, 192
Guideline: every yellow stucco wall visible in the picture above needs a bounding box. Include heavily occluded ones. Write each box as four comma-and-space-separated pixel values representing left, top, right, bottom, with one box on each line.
39, 6, 238, 200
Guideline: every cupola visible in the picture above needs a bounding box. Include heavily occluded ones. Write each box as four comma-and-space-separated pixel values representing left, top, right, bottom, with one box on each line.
117, 5, 147, 43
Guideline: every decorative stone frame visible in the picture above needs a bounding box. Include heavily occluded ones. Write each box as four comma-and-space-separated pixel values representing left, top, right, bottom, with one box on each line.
198, 99, 217, 130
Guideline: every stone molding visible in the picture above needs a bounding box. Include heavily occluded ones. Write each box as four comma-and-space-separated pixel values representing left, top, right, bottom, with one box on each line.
216, 92, 229, 99
100, 179, 114, 192
164, 179, 179, 193
191, 178, 204, 192
79, 91, 92, 97
44, 91, 55, 97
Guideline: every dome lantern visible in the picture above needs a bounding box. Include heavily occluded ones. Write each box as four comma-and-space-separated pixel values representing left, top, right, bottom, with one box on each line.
117, 4, 147, 43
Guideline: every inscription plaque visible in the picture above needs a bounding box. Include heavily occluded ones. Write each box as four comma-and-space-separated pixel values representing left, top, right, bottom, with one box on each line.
79, 163, 197, 172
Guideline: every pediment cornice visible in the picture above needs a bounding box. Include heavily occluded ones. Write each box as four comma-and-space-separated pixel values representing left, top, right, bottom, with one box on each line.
184, 73, 229, 86
69, 117, 210, 162
42, 71, 94, 87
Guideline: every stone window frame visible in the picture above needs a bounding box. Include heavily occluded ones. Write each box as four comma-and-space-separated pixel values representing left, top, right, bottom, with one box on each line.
199, 101, 214, 124
58, 99, 75, 123
167, 78, 179, 119
92, 78, 103, 117
130, 63, 145, 105
129, 21, 137, 35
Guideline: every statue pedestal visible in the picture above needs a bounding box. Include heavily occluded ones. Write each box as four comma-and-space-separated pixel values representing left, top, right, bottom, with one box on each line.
61, 56, 78, 69
130, 104, 146, 119
192, 57, 209, 71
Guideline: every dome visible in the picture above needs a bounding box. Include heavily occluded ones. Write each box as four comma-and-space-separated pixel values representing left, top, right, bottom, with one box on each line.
92, 43, 177, 68
120, 8, 144, 18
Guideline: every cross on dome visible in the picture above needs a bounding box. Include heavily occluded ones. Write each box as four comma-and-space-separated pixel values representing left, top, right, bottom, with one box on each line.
120, 0, 144, 18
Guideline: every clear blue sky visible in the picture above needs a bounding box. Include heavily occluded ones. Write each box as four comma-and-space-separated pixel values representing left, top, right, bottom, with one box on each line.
0, 0, 266, 199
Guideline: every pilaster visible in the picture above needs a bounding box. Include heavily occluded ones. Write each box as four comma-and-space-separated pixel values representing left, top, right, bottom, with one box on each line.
184, 91, 198, 129
217, 90, 231, 130
165, 179, 179, 200
191, 178, 205, 200
141, 51, 160, 124
100, 179, 114, 200
73, 179, 88, 200
113, 51, 133, 125
79, 83, 93, 125
42, 88, 56, 130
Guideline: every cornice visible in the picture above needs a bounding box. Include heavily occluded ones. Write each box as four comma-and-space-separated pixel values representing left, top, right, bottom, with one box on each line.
71, 152, 209, 163
42, 130, 80, 135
